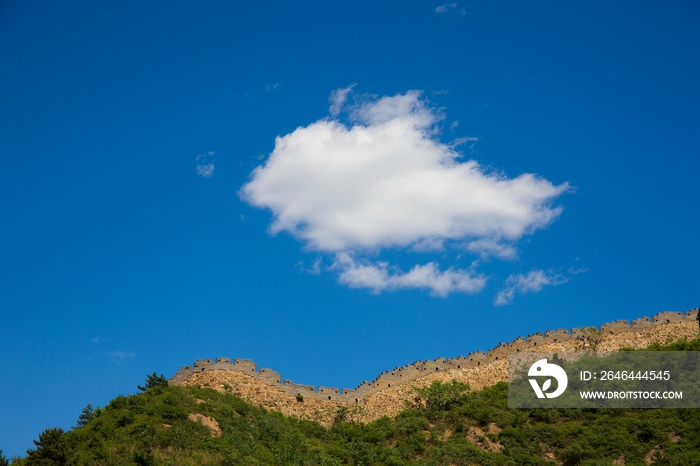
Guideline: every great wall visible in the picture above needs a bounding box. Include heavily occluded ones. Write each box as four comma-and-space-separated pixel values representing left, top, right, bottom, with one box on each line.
170, 308, 699, 425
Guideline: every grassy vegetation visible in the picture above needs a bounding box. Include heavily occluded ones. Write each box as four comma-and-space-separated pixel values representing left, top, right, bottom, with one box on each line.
8, 337, 700, 465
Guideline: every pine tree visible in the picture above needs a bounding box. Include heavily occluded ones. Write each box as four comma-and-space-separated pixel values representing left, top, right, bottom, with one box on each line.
137, 372, 168, 392
25, 427, 67, 465
75, 403, 95, 428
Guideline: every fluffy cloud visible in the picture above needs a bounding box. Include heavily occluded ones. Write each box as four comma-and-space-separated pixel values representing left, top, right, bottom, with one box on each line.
494, 270, 569, 306
241, 88, 570, 297
241, 91, 567, 253
333, 253, 487, 297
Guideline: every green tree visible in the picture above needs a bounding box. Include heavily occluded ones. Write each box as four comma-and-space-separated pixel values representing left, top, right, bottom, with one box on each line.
25, 427, 67, 466
75, 403, 94, 428
137, 372, 168, 392
0, 449, 9, 466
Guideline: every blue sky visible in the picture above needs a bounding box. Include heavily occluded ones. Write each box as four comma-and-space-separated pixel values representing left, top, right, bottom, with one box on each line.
1, 0, 699, 457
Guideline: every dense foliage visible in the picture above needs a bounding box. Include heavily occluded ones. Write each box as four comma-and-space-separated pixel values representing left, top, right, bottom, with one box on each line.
7, 337, 700, 465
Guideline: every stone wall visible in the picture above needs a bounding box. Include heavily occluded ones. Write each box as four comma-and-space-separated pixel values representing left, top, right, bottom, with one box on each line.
170, 308, 699, 403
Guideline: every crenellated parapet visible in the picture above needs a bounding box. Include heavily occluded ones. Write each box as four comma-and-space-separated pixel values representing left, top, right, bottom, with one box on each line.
466, 350, 487, 364
542, 329, 572, 343
170, 308, 699, 402
632, 316, 652, 327
654, 311, 684, 324
600, 320, 631, 334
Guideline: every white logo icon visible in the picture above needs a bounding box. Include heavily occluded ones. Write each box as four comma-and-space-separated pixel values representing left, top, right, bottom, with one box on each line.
528, 359, 568, 398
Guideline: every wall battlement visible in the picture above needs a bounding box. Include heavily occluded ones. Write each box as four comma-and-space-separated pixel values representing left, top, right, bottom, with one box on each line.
170, 308, 699, 403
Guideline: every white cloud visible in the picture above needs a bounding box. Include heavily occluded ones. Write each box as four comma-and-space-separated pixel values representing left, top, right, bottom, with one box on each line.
196, 151, 215, 178
106, 350, 136, 364
241, 90, 568, 253
329, 83, 356, 116
465, 239, 518, 260
197, 164, 215, 178
436, 3, 466, 15
241, 88, 570, 296
448, 136, 478, 150
297, 257, 323, 275
435, 3, 457, 14
333, 253, 486, 297
436, 3, 457, 13
494, 270, 570, 306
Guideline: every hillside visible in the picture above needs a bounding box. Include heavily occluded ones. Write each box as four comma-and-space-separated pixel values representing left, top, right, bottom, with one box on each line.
5, 311, 700, 466
7, 334, 700, 465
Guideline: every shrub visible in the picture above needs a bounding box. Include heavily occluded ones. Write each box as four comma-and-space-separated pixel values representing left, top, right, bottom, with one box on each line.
413, 380, 471, 411
130, 450, 155, 466
562, 443, 585, 465
333, 406, 349, 424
